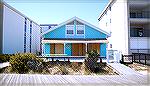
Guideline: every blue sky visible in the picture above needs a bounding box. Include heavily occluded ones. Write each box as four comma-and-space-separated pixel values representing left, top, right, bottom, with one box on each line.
4, 0, 108, 26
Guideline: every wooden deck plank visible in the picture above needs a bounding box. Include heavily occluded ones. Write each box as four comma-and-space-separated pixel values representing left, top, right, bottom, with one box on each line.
0, 74, 148, 85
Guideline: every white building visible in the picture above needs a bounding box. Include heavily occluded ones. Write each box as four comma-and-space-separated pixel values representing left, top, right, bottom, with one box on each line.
0, 1, 41, 54
98, 0, 150, 54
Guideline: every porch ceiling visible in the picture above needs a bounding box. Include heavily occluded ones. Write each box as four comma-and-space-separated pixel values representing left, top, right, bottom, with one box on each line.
42, 39, 108, 43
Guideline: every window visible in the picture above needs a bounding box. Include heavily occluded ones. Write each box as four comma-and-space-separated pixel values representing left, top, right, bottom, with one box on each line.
66, 25, 74, 35
76, 25, 84, 35
67, 30, 73, 34
24, 18, 27, 53
77, 30, 84, 34
109, 6, 111, 11
30, 21, 32, 53
130, 28, 144, 37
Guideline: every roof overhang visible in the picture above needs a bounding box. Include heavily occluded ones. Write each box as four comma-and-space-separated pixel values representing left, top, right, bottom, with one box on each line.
42, 39, 108, 44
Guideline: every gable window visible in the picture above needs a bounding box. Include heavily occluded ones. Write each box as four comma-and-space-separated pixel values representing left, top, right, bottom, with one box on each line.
66, 25, 74, 35
67, 30, 73, 34
76, 25, 84, 35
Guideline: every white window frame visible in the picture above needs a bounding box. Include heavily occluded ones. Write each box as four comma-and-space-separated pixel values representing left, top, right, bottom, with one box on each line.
66, 25, 74, 36
76, 25, 85, 36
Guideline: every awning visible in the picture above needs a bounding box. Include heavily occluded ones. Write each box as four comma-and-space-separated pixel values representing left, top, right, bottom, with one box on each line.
42, 39, 109, 43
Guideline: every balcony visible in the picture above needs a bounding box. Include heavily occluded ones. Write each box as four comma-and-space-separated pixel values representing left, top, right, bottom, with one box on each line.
130, 11, 150, 24
130, 28, 150, 37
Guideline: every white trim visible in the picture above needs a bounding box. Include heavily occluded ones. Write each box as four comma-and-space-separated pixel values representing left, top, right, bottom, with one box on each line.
98, 0, 115, 21
42, 17, 110, 36
42, 40, 109, 44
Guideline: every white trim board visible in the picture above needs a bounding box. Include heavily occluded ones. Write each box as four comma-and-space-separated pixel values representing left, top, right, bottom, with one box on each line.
42, 40, 109, 44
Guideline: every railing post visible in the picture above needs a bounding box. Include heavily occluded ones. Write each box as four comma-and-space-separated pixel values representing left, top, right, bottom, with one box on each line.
133, 54, 135, 62
68, 57, 70, 62
139, 54, 140, 63
52, 57, 54, 62
132, 55, 133, 63
122, 54, 124, 63
145, 54, 147, 65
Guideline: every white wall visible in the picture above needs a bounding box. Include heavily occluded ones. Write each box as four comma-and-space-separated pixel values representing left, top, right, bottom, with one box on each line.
32, 23, 41, 53
3, 5, 41, 54
99, 0, 129, 54
3, 5, 24, 54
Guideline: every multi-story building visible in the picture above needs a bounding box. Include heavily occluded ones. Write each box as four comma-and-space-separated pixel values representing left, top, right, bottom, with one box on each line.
0, 1, 41, 54
98, 0, 150, 54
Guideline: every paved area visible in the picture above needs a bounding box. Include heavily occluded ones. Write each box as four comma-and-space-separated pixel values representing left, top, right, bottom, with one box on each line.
0, 74, 149, 86
0, 62, 9, 69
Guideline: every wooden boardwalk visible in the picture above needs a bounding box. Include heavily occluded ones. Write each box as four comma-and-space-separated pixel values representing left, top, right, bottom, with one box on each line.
108, 63, 142, 75
0, 74, 149, 86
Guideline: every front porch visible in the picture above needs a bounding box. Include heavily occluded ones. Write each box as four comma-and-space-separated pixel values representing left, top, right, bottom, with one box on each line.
42, 38, 108, 57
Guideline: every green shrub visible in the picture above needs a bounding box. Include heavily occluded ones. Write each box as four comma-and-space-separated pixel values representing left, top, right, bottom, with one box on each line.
85, 50, 99, 72
71, 62, 81, 72
58, 65, 68, 75
0, 54, 12, 63
9, 53, 43, 73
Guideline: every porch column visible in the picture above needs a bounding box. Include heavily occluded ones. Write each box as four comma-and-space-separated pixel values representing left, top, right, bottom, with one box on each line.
85, 43, 87, 53
64, 43, 65, 54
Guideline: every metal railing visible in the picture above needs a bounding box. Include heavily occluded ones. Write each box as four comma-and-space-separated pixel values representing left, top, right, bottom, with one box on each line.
130, 49, 150, 54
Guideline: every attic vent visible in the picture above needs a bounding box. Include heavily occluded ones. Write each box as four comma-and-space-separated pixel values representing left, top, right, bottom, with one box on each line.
67, 21, 74, 25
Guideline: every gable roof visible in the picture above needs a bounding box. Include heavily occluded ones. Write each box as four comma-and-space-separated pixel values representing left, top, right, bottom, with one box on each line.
42, 16, 110, 36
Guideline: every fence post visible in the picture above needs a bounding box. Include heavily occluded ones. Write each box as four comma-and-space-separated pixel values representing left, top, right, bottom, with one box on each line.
52, 58, 54, 62
133, 54, 135, 62
68, 57, 70, 62
132, 55, 133, 63
145, 54, 146, 65
122, 54, 124, 63
139, 54, 140, 63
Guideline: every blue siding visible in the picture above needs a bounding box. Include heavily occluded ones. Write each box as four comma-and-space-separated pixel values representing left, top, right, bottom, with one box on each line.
65, 43, 72, 56
44, 43, 50, 54
100, 43, 106, 57
44, 25, 65, 38
85, 25, 106, 38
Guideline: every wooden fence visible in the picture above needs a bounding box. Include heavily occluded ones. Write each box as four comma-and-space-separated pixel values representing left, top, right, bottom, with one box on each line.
121, 53, 150, 65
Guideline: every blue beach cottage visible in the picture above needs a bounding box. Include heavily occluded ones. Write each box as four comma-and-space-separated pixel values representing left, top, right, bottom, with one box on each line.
42, 17, 109, 58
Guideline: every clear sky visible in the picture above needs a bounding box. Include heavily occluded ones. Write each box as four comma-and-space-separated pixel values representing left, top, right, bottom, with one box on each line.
4, 0, 108, 26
